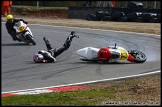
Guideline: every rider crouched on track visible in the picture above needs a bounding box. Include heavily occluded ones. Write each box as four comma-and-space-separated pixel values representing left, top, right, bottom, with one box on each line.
5, 14, 28, 42
33, 31, 79, 63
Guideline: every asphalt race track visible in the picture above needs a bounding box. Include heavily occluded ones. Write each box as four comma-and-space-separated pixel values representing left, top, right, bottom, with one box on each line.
2, 23, 161, 92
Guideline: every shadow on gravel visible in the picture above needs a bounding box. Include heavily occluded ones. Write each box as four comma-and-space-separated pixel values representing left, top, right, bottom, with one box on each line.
2, 43, 34, 46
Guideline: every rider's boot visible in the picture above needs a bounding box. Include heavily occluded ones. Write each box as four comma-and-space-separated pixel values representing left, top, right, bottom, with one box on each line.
11, 34, 22, 42
12, 36, 22, 42
16, 37, 22, 42
12, 36, 17, 41
10, 33, 16, 41
69, 31, 79, 41
43, 37, 53, 50
63, 31, 79, 49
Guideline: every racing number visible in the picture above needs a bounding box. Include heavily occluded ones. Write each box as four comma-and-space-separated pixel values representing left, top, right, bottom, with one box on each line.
18, 26, 25, 32
119, 50, 128, 60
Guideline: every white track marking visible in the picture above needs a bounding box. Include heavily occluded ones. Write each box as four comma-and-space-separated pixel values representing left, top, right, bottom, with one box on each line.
2, 70, 160, 94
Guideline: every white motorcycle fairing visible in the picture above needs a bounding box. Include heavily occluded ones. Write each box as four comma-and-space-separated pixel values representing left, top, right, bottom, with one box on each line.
76, 47, 99, 61
13, 21, 36, 45
76, 46, 129, 63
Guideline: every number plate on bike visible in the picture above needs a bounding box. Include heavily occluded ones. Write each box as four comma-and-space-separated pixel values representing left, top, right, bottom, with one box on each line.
119, 50, 128, 60
18, 26, 25, 32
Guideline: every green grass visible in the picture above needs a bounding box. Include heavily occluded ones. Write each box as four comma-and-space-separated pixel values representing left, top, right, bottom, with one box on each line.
2, 88, 114, 106
2, 74, 160, 106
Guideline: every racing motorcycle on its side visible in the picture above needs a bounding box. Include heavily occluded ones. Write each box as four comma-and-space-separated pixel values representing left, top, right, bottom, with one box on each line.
76, 43, 147, 63
13, 21, 36, 45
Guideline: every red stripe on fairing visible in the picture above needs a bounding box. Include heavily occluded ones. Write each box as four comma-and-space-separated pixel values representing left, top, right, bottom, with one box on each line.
47, 86, 88, 92
127, 54, 134, 62
2, 93, 18, 97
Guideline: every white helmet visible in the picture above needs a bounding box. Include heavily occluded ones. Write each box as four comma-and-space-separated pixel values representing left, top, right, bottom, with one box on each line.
33, 53, 44, 63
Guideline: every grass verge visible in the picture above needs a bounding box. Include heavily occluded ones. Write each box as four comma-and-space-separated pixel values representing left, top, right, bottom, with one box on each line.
2, 73, 160, 106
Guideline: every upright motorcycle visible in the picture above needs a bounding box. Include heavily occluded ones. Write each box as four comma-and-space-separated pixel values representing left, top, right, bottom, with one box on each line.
13, 21, 36, 45
76, 43, 147, 63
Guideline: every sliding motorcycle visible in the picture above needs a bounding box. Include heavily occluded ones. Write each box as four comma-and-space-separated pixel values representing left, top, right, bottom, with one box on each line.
76, 43, 147, 63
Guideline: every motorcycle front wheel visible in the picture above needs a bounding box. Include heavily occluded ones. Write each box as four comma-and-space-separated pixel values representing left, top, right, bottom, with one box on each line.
26, 34, 36, 45
128, 50, 147, 63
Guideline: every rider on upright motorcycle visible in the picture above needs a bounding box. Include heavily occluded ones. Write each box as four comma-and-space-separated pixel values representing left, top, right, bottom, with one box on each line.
5, 14, 28, 42
33, 31, 79, 63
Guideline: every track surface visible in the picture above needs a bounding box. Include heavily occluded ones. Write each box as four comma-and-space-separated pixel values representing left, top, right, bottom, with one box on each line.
2, 23, 160, 92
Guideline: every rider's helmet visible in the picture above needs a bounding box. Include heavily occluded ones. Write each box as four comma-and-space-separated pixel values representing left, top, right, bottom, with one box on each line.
6, 14, 13, 23
98, 47, 111, 62
33, 53, 44, 63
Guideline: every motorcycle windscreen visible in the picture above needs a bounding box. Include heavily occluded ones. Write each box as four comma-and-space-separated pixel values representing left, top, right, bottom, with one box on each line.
76, 47, 99, 60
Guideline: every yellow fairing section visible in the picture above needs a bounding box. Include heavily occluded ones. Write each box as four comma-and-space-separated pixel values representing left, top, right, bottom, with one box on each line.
18, 26, 25, 32
119, 49, 128, 60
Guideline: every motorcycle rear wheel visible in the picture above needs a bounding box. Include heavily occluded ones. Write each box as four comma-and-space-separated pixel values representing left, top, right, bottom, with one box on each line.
128, 50, 147, 63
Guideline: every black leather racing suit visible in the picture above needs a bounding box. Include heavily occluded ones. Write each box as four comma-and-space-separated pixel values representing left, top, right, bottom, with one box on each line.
37, 33, 76, 63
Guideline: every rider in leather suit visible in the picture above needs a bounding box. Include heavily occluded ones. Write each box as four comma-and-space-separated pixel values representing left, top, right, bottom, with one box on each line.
33, 31, 79, 63
5, 14, 28, 42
